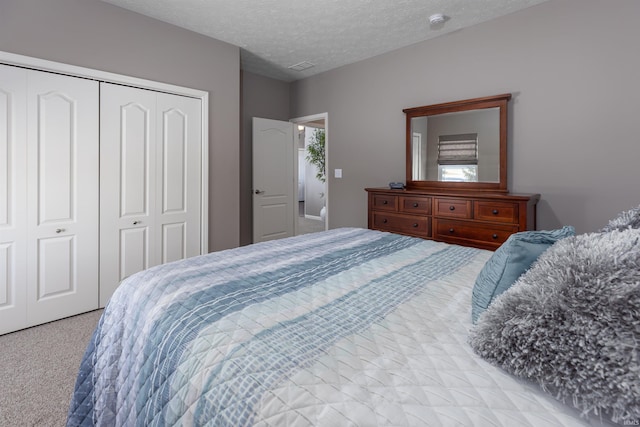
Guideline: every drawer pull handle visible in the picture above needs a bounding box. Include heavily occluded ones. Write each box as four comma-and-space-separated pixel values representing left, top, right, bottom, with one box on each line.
449, 228, 455, 233
413, 203, 419, 207
133, 220, 141, 225
56, 228, 65, 234
492, 234, 498, 239
413, 223, 418, 228
382, 200, 388, 205
383, 219, 388, 223
449, 205, 455, 211
492, 209, 499, 215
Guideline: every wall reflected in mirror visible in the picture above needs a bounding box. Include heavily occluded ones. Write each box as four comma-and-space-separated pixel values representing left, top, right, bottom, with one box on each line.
410, 107, 500, 182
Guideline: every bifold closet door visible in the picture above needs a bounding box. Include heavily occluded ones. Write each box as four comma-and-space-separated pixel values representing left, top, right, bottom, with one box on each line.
155, 93, 202, 265
26, 70, 99, 326
100, 83, 201, 306
0, 65, 99, 334
0, 65, 28, 334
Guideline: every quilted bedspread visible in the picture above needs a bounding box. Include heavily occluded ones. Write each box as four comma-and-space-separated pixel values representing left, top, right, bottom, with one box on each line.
67, 228, 611, 427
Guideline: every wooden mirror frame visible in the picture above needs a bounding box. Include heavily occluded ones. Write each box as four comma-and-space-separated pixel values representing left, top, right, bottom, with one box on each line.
404, 93, 511, 192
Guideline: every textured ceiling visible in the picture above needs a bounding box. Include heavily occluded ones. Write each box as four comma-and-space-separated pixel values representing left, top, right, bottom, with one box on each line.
101, 0, 549, 82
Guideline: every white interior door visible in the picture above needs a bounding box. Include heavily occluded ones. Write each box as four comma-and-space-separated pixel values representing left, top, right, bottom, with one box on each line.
156, 92, 201, 264
252, 117, 295, 243
100, 83, 157, 306
26, 69, 99, 325
0, 65, 28, 334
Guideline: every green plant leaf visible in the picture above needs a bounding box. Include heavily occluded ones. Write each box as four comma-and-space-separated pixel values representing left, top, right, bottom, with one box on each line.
305, 128, 326, 183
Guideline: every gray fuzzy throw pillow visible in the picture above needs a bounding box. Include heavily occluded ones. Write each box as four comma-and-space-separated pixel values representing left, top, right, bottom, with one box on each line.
600, 204, 640, 232
469, 228, 640, 423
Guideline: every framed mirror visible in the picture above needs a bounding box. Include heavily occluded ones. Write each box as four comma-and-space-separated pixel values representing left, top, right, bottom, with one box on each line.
404, 93, 511, 192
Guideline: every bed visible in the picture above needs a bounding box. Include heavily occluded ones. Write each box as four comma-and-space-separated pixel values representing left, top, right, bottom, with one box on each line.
66, 227, 637, 426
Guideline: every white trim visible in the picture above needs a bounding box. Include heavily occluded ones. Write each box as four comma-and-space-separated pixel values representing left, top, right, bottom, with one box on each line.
0, 51, 205, 98
1, 50, 209, 253
290, 113, 329, 232
200, 94, 209, 253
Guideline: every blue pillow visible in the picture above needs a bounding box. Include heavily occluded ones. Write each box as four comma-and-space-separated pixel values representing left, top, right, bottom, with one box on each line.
471, 226, 575, 324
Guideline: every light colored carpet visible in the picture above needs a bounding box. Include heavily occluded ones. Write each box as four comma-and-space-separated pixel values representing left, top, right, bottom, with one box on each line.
297, 201, 326, 235
0, 309, 103, 427
298, 215, 326, 235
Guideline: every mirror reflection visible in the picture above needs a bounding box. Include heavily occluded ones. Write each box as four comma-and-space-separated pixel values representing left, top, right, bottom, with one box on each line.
410, 108, 500, 182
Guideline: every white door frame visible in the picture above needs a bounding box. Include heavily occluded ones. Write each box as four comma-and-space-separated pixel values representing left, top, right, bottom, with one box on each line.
290, 113, 328, 234
0, 50, 209, 253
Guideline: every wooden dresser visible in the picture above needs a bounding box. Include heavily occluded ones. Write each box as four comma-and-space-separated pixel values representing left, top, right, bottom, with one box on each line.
366, 188, 540, 250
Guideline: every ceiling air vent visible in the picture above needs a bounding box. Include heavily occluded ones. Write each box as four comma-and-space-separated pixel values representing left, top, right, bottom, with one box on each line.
288, 61, 315, 71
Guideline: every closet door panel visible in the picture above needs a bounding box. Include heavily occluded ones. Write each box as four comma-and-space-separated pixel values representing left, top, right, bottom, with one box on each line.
36, 92, 74, 222
162, 223, 185, 263
120, 228, 149, 278
156, 93, 201, 264
100, 83, 156, 306
36, 236, 74, 298
26, 69, 99, 325
0, 65, 28, 334
121, 103, 151, 217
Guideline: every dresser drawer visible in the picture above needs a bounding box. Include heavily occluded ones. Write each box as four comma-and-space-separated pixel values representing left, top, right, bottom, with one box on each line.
434, 198, 472, 219
399, 196, 431, 214
434, 219, 518, 248
366, 187, 539, 250
372, 212, 431, 237
371, 194, 398, 211
474, 201, 519, 223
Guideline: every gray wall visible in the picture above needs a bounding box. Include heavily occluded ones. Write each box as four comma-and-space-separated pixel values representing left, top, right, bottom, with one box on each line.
0, 0, 240, 251
240, 71, 291, 245
290, 0, 640, 234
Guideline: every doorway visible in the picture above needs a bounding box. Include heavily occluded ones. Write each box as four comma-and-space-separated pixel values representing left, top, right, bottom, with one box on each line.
291, 113, 328, 236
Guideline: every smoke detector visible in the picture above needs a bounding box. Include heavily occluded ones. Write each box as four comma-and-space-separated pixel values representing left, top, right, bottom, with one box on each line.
428, 13, 446, 26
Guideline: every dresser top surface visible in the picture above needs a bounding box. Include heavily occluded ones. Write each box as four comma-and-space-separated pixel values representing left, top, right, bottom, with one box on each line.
366, 187, 540, 202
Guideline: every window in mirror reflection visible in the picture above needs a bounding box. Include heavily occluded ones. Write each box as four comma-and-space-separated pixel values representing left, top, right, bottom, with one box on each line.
437, 133, 478, 182
438, 164, 478, 182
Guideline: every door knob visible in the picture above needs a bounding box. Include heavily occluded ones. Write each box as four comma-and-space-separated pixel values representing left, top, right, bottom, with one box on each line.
254, 189, 265, 195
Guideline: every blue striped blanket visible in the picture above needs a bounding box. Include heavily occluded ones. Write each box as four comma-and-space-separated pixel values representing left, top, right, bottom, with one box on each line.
68, 228, 590, 426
